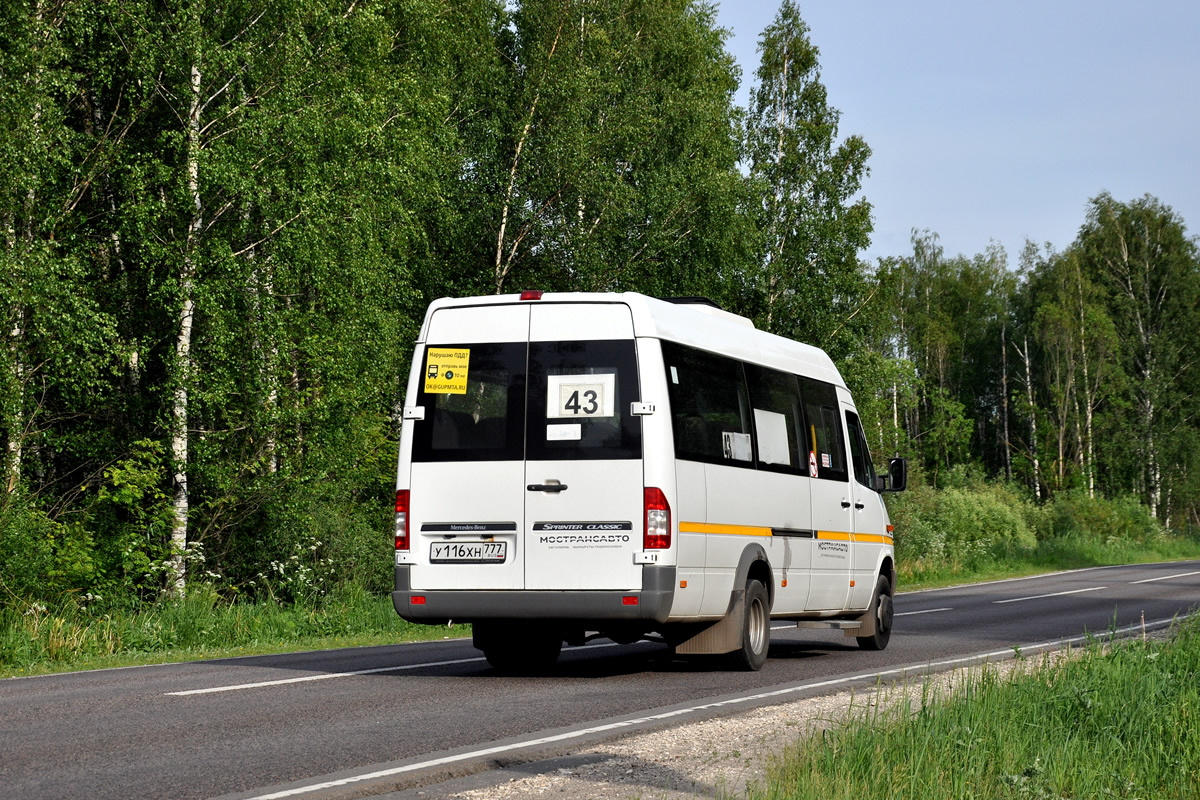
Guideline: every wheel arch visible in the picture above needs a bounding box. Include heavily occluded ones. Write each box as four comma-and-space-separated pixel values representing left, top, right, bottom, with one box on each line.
732, 542, 774, 610
880, 554, 896, 591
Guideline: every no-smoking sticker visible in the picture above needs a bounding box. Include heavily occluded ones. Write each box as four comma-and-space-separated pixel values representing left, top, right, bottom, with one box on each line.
808, 451, 819, 478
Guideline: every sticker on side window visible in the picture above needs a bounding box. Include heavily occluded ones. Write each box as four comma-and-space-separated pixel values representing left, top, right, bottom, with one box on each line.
547, 374, 616, 419
424, 348, 470, 394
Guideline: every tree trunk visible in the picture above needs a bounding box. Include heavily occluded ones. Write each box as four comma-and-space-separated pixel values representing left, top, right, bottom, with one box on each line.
4, 315, 23, 494
1074, 271, 1095, 498
494, 21, 564, 295
4, 0, 49, 494
1001, 318, 1011, 480
763, 39, 791, 330
170, 59, 203, 596
1018, 335, 1041, 501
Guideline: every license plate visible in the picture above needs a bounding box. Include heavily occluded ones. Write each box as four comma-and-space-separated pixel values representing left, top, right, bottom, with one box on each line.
430, 541, 507, 563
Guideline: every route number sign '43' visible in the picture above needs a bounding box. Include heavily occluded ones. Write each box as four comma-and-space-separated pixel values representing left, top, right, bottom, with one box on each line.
547, 374, 616, 418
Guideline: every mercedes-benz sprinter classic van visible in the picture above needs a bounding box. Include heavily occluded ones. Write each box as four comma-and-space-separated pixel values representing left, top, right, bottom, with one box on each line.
393, 291, 906, 671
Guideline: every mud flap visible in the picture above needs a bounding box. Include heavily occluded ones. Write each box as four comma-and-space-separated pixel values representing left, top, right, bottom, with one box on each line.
844, 566, 894, 639
675, 589, 745, 655
843, 604, 874, 638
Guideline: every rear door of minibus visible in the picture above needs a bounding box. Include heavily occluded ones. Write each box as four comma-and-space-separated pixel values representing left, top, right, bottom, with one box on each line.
408, 303, 530, 591
523, 303, 644, 591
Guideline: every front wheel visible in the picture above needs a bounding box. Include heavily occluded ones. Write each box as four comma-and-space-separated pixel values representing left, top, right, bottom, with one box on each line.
731, 579, 770, 671
856, 574, 894, 651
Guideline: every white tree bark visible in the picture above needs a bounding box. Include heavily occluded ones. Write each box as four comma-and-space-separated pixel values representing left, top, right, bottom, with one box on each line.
1017, 335, 1041, 501
494, 23, 563, 295
169, 59, 203, 596
1001, 318, 1011, 481
1074, 264, 1096, 498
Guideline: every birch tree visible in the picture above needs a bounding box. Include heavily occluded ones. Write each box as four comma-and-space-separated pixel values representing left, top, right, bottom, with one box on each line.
1077, 193, 1200, 518
743, 0, 872, 349
471, 0, 745, 298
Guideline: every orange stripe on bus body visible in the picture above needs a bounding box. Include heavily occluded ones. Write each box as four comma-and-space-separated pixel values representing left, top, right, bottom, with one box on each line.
680, 522, 892, 546
678, 521, 772, 537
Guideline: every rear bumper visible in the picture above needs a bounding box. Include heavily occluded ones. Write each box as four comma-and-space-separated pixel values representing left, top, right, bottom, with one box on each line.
392, 565, 676, 624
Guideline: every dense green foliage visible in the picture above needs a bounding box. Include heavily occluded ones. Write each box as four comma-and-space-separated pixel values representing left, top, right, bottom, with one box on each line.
886, 467, 1200, 586
2, 0, 1199, 616
752, 618, 1200, 799
871, 204, 1200, 525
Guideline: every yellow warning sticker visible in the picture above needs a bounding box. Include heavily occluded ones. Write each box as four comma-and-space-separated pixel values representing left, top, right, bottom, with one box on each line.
423, 348, 470, 395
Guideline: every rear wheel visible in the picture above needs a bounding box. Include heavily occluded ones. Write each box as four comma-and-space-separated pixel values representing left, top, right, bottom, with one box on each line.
731, 579, 770, 671
856, 574, 894, 651
473, 621, 563, 673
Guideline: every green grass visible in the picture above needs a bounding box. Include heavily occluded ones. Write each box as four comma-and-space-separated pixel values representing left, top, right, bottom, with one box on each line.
898, 532, 1200, 591
0, 583, 468, 679
749, 617, 1200, 799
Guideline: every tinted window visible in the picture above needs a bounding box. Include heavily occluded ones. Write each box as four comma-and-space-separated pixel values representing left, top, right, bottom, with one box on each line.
411, 342, 527, 462
662, 341, 753, 465
411, 339, 642, 462
526, 339, 642, 460
799, 377, 847, 481
744, 363, 804, 474
845, 411, 877, 489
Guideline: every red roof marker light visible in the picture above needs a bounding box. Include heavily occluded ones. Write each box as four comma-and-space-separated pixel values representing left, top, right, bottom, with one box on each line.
519, 290, 544, 301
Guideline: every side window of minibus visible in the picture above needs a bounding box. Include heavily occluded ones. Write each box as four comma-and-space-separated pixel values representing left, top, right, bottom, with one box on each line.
662, 341, 753, 465
845, 411, 877, 490
798, 377, 848, 481
744, 363, 803, 473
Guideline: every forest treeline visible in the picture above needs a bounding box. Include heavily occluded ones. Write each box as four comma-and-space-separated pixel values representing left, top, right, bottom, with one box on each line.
2, 0, 1198, 607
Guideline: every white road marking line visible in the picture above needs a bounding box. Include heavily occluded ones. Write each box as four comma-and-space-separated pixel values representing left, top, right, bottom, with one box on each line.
241, 613, 1192, 800
167, 641, 639, 696
167, 658, 485, 695
1131, 570, 1200, 584
993, 586, 1107, 604
896, 607, 952, 617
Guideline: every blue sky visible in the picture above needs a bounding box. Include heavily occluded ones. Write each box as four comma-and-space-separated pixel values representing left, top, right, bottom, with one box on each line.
713, 1, 1200, 265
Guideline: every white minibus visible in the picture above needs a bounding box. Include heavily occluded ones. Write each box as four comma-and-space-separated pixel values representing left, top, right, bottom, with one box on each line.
393, 291, 906, 671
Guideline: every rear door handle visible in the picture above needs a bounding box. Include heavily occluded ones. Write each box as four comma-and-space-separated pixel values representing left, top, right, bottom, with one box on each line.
841, 500, 852, 509
527, 483, 568, 493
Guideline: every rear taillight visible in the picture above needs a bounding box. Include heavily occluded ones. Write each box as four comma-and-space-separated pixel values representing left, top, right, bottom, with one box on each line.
395, 489, 410, 551
644, 487, 671, 549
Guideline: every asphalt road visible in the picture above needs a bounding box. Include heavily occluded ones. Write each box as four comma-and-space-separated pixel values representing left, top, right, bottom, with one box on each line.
3, 561, 1198, 800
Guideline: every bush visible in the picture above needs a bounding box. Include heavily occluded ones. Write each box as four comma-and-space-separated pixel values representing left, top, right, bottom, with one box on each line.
1040, 490, 1165, 546
229, 480, 392, 603
0, 495, 97, 604
887, 476, 1038, 575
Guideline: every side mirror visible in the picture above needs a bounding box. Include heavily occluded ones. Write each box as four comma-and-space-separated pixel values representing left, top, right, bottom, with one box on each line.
882, 458, 907, 492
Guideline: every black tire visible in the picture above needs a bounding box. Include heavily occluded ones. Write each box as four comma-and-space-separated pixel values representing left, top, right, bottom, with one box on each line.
856, 574, 894, 651
474, 621, 563, 673
731, 579, 771, 671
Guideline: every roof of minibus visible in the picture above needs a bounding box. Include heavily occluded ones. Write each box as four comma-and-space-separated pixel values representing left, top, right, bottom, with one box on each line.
419, 292, 846, 389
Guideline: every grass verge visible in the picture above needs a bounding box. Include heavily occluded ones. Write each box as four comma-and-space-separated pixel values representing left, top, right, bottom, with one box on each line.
750, 617, 1200, 799
898, 534, 1200, 591
0, 584, 468, 679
